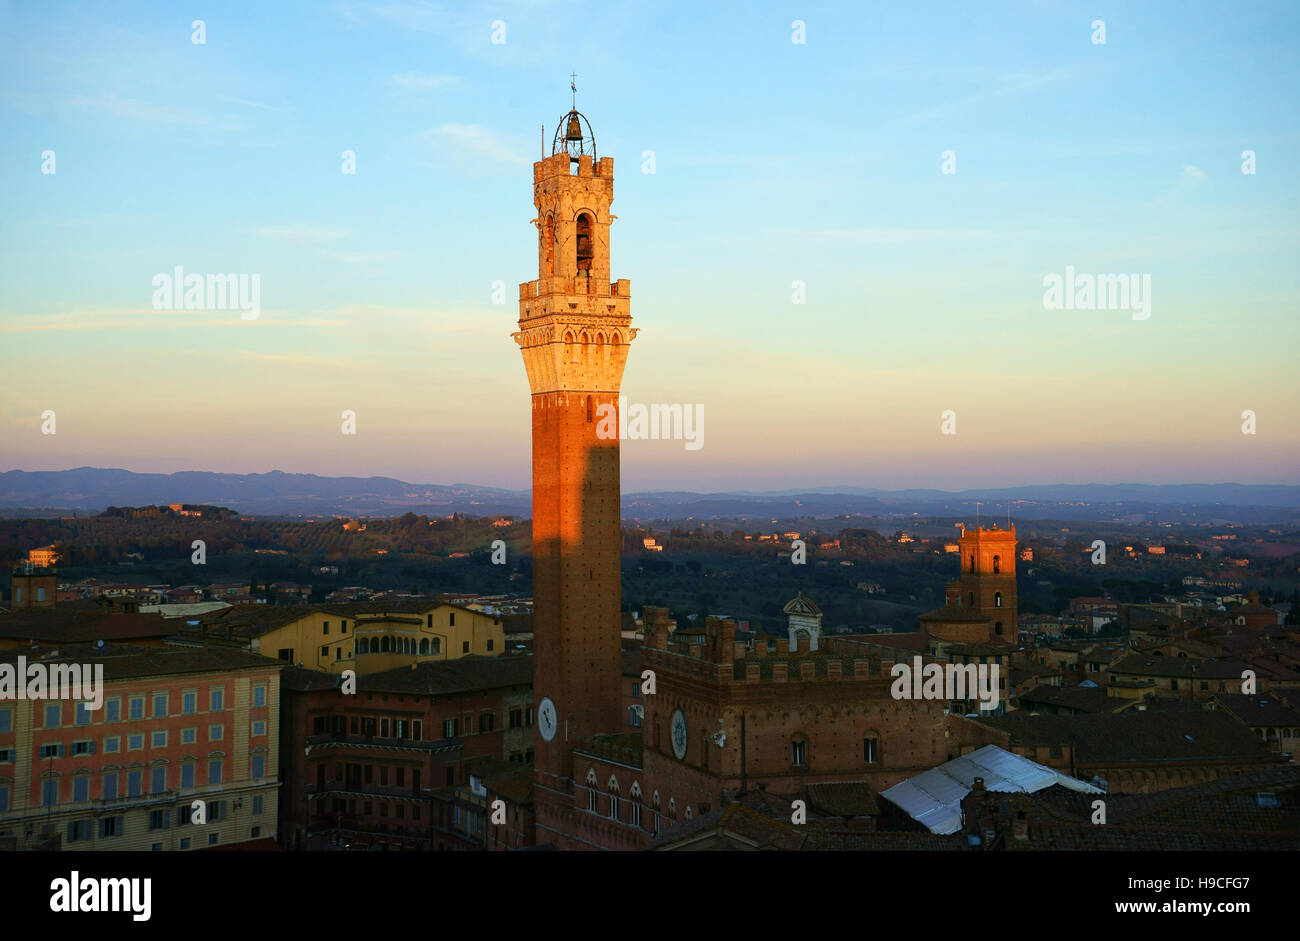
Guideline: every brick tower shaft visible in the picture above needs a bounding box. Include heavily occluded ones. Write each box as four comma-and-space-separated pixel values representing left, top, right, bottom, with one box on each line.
514, 123, 637, 814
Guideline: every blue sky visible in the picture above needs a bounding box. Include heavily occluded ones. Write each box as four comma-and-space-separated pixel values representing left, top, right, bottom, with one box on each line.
2, 0, 1297, 490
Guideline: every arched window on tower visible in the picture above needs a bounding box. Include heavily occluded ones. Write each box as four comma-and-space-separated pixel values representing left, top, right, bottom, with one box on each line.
993, 555, 1001, 574
969, 554, 976, 573
544, 215, 555, 277
575, 212, 593, 278
995, 591, 1003, 607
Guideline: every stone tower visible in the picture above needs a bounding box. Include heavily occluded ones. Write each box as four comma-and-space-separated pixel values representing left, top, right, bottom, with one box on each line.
514, 102, 636, 824
950, 524, 1018, 644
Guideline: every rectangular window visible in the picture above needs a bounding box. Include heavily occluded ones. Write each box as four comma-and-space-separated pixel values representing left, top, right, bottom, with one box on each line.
67, 819, 92, 842
487, 639, 494, 651
479, 712, 494, 733
182, 691, 196, 715
791, 741, 806, 766
104, 736, 120, 754
181, 727, 196, 745
321, 645, 329, 657
181, 763, 195, 789
208, 760, 222, 785
0, 785, 8, 812
73, 776, 89, 802
75, 701, 93, 726
208, 833, 218, 846
39, 743, 63, 759
127, 770, 142, 797
210, 688, 224, 711
525, 707, 534, 726
395, 767, 405, 787
99, 816, 122, 838
129, 696, 144, 720
462, 641, 470, 653
252, 720, 266, 736
380, 765, 389, 786
444, 718, 458, 738
152, 730, 167, 748
253, 686, 266, 707
381, 718, 389, 738
0, 708, 11, 732
277, 649, 293, 662
180, 837, 190, 849
128, 733, 144, 751
209, 724, 224, 742
864, 738, 878, 764
44, 703, 61, 728
153, 693, 168, 717
71, 740, 94, 756
42, 780, 59, 806
252, 795, 264, 815
341, 620, 347, 633
251, 754, 265, 779
177, 807, 189, 827
103, 773, 119, 800
0, 748, 11, 762
151, 767, 166, 793
323, 621, 330, 635
510, 709, 522, 729
106, 699, 121, 722
149, 809, 169, 831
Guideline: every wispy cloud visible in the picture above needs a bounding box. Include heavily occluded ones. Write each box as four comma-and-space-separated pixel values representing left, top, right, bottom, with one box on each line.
391, 71, 460, 91
1181, 164, 1208, 182
427, 123, 525, 164
255, 224, 349, 243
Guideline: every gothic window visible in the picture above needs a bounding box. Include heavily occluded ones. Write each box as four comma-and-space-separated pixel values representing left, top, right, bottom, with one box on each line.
995, 592, 1002, 607
969, 554, 975, 573
586, 769, 598, 812
608, 776, 620, 821
790, 736, 807, 767
575, 212, 593, 276
544, 215, 555, 276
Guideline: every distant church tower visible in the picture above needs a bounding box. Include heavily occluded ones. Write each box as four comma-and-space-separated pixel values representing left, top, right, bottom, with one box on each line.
947, 524, 1018, 644
514, 97, 636, 827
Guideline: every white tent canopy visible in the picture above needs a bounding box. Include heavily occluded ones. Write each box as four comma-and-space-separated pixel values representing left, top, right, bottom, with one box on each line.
880, 744, 1102, 835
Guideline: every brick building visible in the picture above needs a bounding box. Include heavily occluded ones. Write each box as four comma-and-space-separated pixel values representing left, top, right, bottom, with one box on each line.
279, 655, 533, 850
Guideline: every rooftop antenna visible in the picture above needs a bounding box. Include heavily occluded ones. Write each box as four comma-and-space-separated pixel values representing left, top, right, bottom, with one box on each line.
571, 72, 577, 110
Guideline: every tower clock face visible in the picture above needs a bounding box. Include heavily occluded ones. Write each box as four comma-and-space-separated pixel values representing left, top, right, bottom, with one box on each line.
671, 708, 688, 760
538, 696, 558, 743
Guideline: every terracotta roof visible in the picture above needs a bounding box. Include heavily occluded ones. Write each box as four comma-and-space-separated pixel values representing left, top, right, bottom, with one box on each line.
0, 643, 282, 681
1017, 684, 1110, 714
356, 654, 532, 696
919, 607, 992, 623
0, 608, 177, 643
1111, 653, 1250, 679
974, 710, 1279, 764
803, 782, 880, 817
1212, 694, 1300, 728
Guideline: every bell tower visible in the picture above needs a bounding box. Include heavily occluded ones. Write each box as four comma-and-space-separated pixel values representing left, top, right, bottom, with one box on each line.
514, 96, 636, 830
956, 524, 1018, 645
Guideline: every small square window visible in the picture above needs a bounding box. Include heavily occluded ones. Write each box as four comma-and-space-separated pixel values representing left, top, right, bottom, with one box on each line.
252, 720, 266, 736
208, 833, 219, 845
152, 730, 167, 748
209, 724, 224, 742
180, 837, 191, 849
128, 733, 144, 751
104, 736, 120, 754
